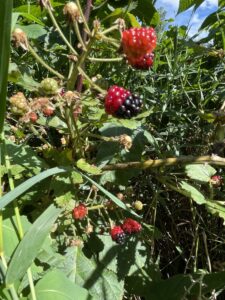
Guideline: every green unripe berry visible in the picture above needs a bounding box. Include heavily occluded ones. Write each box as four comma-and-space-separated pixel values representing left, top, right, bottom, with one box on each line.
9, 92, 29, 115
40, 78, 59, 95
134, 200, 143, 211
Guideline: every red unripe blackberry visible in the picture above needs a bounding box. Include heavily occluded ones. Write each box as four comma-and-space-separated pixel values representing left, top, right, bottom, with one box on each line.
28, 112, 38, 123
122, 27, 157, 59
43, 106, 55, 116
128, 52, 154, 70
210, 175, 223, 187
73, 203, 88, 220
110, 226, 126, 244
105, 85, 143, 119
122, 218, 142, 234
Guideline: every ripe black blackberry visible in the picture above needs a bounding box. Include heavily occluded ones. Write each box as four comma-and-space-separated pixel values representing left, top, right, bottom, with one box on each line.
115, 94, 143, 119
105, 86, 143, 119
110, 226, 126, 244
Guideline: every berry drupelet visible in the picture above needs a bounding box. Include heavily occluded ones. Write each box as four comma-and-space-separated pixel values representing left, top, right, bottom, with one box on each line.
122, 27, 157, 59
73, 204, 88, 220
110, 226, 126, 244
127, 52, 154, 70
122, 218, 142, 234
105, 85, 143, 119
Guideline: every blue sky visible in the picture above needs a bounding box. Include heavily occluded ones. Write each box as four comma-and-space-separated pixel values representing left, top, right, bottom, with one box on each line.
155, 0, 218, 37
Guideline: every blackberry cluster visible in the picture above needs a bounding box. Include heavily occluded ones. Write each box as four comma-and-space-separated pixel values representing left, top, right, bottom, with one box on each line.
115, 94, 143, 119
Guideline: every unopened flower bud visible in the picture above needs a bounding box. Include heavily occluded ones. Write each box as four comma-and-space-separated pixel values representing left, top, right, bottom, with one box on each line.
12, 28, 29, 51
63, 2, 80, 23
63, 91, 80, 105
119, 134, 132, 151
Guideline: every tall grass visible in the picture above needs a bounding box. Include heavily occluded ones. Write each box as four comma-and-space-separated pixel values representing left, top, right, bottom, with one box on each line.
0, 0, 13, 134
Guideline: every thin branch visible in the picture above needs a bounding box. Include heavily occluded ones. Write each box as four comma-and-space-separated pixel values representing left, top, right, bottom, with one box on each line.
102, 155, 225, 171
29, 45, 65, 80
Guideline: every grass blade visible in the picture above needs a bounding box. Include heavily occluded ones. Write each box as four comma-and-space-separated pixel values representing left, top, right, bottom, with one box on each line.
81, 173, 141, 218
0, 0, 13, 134
0, 167, 67, 209
6, 204, 62, 285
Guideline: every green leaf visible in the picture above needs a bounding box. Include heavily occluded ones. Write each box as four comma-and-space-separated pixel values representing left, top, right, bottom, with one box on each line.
205, 200, 225, 224
185, 164, 216, 182
178, 0, 204, 14
81, 173, 141, 218
180, 181, 206, 205
55, 191, 74, 208
0, 0, 13, 134
134, 0, 160, 25
0, 167, 67, 209
31, 269, 91, 300
126, 13, 140, 27
3, 215, 31, 260
98, 236, 147, 276
19, 12, 45, 26
6, 204, 62, 285
11, 13, 20, 31
71, 171, 83, 184
142, 271, 225, 299
77, 159, 102, 175
72, 247, 124, 300
17, 24, 47, 39
117, 119, 142, 129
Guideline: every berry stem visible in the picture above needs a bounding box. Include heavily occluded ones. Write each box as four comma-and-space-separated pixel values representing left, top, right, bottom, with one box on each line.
46, 5, 78, 55
88, 57, 123, 62
30, 124, 51, 147
75, 0, 91, 36
101, 24, 119, 35
67, 35, 95, 90
69, 105, 84, 157
77, 67, 106, 94
73, 21, 87, 51
88, 204, 104, 210
99, 35, 120, 48
87, 133, 119, 142
102, 155, 225, 170
28, 45, 65, 80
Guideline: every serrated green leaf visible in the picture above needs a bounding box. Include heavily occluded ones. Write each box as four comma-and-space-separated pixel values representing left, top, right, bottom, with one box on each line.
98, 235, 147, 276
48, 116, 67, 128
143, 271, 225, 299
31, 269, 91, 300
117, 119, 141, 129
178, 0, 204, 14
55, 191, 73, 208
134, 0, 160, 25
205, 200, 225, 224
6, 204, 62, 285
74, 247, 124, 300
126, 13, 140, 27
71, 171, 83, 184
19, 12, 45, 26
17, 24, 47, 39
77, 159, 102, 175
180, 181, 206, 205
185, 164, 216, 182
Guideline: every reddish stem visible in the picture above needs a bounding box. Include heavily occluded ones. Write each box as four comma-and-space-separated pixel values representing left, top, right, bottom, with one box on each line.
76, 0, 93, 92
